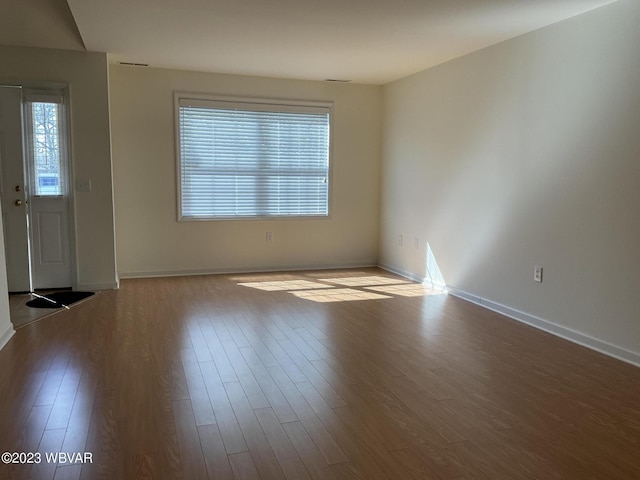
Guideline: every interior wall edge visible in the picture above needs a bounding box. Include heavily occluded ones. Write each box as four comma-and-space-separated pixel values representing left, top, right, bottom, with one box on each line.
0, 324, 16, 352
448, 286, 640, 368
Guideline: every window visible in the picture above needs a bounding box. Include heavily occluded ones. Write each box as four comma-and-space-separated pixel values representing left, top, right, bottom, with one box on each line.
176, 95, 331, 220
25, 95, 66, 196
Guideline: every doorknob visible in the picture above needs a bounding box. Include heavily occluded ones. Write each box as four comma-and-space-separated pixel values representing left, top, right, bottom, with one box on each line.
14, 199, 22, 206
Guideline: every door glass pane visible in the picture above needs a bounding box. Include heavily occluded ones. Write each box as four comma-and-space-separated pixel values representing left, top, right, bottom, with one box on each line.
30, 102, 62, 196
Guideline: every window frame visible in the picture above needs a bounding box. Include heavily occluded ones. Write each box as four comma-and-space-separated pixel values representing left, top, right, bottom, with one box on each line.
174, 92, 333, 222
23, 90, 69, 198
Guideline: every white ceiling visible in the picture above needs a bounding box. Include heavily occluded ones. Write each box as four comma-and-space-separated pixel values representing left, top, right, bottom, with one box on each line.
3, 0, 619, 85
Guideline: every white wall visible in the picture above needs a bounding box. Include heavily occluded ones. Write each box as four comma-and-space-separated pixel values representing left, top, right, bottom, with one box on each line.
0, 212, 14, 349
0, 45, 118, 291
381, 0, 640, 362
110, 66, 382, 276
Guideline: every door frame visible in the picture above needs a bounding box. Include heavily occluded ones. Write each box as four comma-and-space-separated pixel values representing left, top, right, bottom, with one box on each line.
0, 81, 78, 293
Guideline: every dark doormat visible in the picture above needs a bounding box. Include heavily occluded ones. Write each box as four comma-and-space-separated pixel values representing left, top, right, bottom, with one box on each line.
26, 291, 95, 309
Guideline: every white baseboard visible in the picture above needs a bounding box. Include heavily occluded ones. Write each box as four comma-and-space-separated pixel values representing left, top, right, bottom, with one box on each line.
76, 282, 119, 291
378, 264, 426, 284
378, 264, 448, 291
119, 261, 378, 280
0, 323, 15, 351
447, 287, 640, 368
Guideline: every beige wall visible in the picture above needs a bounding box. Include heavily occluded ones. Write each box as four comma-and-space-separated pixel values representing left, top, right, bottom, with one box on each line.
381, 0, 640, 361
0, 45, 118, 290
110, 66, 382, 276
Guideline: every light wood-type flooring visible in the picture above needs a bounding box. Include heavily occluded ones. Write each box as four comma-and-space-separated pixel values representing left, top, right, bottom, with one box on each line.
0, 268, 639, 479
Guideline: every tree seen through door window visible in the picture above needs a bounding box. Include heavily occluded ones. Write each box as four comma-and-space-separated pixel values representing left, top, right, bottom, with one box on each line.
30, 102, 62, 196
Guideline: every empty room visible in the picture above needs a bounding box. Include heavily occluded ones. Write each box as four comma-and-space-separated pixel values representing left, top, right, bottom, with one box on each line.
0, 0, 639, 479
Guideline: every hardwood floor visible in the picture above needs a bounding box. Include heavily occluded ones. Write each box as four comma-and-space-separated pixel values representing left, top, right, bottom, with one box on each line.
0, 268, 639, 479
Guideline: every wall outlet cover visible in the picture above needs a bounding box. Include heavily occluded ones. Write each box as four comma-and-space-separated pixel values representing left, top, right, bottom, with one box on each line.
534, 266, 543, 283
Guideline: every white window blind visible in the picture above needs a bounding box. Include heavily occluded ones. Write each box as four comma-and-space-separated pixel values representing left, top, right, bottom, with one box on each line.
177, 96, 331, 219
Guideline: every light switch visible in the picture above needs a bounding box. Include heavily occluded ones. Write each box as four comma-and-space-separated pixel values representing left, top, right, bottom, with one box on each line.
76, 178, 92, 192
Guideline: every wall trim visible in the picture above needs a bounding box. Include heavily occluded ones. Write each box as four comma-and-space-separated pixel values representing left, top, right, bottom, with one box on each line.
378, 264, 426, 284
0, 323, 15, 351
378, 263, 448, 291
77, 282, 119, 291
119, 261, 378, 280
447, 286, 640, 368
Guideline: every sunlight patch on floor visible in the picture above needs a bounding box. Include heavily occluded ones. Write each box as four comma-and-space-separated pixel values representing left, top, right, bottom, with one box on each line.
319, 276, 408, 287
290, 288, 391, 303
238, 280, 333, 291
237, 273, 445, 303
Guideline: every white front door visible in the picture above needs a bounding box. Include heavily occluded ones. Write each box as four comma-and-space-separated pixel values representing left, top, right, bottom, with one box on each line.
23, 92, 72, 290
0, 87, 73, 292
0, 87, 31, 292
29, 196, 72, 289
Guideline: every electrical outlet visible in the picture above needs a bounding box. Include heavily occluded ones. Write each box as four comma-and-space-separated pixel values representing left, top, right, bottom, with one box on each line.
398, 234, 403, 246
534, 266, 543, 283
266, 232, 273, 243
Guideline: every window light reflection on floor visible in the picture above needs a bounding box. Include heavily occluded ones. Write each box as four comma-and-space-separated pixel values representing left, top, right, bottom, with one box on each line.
290, 288, 391, 303
237, 280, 333, 291
237, 274, 444, 303
318, 276, 409, 287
